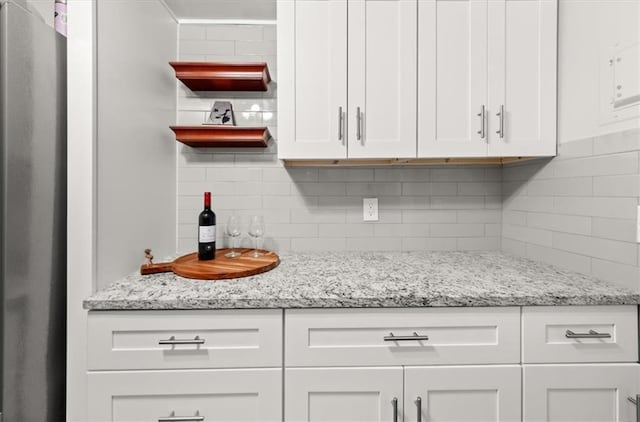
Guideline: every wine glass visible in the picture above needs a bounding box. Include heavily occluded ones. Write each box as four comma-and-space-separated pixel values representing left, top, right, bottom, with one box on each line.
225, 214, 242, 258
248, 215, 265, 258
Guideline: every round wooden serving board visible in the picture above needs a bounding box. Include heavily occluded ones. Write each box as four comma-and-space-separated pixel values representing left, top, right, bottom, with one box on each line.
140, 248, 280, 280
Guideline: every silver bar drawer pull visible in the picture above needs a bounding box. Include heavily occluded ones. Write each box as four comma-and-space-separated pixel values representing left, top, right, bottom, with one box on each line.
496, 104, 505, 139
416, 396, 422, 422
158, 335, 206, 346
392, 397, 398, 422
158, 411, 204, 422
565, 330, 611, 339
477, 105, 486, 139
384, 332, 429, 342
338, 106, 344, 142
356, 106, 363, 143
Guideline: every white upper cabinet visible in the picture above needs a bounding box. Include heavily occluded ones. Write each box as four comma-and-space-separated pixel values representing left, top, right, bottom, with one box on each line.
418, 0, 489, 157
278, 0, 348, 159
347, 0, 417, 159
418, 0, 557, 158
278, 0, 416, 160
487, 0, 557, 157
279, 0, 557, 160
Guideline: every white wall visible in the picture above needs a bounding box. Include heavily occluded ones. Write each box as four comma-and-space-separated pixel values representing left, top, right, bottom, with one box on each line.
558, 0, 640, 143
96, 0, 177, 288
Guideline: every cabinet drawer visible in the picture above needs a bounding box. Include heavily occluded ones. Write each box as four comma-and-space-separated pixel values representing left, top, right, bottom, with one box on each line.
285, 307, 520, 366
88, 368, 282, 422
87, 310, 282, 370
522, 305, 638, 363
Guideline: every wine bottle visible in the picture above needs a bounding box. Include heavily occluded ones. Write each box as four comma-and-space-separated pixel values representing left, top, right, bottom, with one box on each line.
198, 192, 216, 260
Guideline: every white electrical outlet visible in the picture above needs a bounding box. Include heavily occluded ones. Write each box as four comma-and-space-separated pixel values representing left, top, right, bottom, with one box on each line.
636, 205, 640, 243
363, 198, 378, 221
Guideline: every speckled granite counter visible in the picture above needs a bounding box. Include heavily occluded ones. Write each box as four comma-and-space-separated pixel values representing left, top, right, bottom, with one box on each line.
83, 251, 640, 310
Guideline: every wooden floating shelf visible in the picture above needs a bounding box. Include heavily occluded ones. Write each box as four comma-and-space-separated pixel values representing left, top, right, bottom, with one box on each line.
169, 62, 271, 91
170, 126, 271, 148
282, 156, 540, 167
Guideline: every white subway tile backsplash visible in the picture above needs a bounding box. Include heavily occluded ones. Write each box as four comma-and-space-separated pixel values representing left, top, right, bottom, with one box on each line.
592, 129, 640, 156
592, 175, 640, 197
402, 237, 457, 251
554, 196, 637, 219
457, 237, 501, 251
431, 224, 485, 238
205, 25, 264, 41
318, 168, 374, 182
457, 182, 502, 196
293, 182, 347, 197
373, 223, 429, 238
346, 237, 402, 251
203, 167, 261, 182
526, 212, 592, 236
266, 223, 318, 238
291, 208, 347, 224
235, 40, 277, 56
457, 210, 502, 223
374, 168, 430, 182
431, 196, 485, 209
346, 182, 402, 197
319, 223, 375, 238
591, 217, 638, 242
178, 167, 206, 182
591, 258, 640, 292
503, 224, 553, 247
554, 152, 639, 178
431, 167, 487, 182
291, 237, 347, 251
180, 40, 235, 56
402, 210, 457, 223
552, 232, 638, 266
525, 244, 592, 274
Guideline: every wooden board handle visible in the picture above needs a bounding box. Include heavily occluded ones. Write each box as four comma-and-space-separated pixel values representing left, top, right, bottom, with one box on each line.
140, 262, 173, 275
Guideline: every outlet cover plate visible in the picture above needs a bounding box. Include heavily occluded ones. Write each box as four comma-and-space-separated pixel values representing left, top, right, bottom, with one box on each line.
363, 198, 378, 221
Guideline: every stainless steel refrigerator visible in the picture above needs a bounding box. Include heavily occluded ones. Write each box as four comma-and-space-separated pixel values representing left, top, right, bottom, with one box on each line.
0, 1, 66, 421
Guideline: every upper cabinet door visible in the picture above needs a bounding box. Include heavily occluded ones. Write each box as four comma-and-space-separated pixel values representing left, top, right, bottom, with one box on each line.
277, 0, 348, 159
347, 0, 417, 159
487, 0, 557, 157
418, 0, 489, 158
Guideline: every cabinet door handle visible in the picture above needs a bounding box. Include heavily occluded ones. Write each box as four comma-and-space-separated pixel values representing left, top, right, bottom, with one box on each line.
338, 106, 344, 143
384, 332, 429, 342
356, 106, 363, 143
495, 104, 504, 139
416, 396, 422, 422
158, 411, 204, 422
477, 105, 486, 139
158, 335, 206, 346
565, 330, 611, 339
627, 395, 640, 422
392, 397, 398, 422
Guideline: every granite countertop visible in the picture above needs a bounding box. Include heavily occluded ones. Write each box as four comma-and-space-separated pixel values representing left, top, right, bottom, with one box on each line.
83, 251, 640, 310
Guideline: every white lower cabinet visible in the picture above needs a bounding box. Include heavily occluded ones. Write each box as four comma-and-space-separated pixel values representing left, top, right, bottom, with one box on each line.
88, 368, 282, 422
87, 306, 640, 422
523, 364, 639, 422
285, 367, 403, 422
404, 366, 521, 422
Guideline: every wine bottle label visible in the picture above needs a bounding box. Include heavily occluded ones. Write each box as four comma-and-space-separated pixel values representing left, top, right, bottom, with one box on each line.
199, 225, 216, 243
